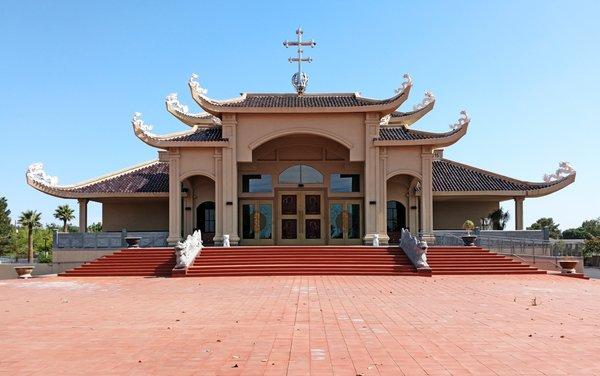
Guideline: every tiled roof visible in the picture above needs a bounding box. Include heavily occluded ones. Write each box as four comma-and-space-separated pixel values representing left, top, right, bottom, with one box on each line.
167, 127, 225, 142
209, 93, 401, 108
378, 127, 459, 141
432, 159, 559, 192
62, 158, 559, 195
69, 161, 169, 194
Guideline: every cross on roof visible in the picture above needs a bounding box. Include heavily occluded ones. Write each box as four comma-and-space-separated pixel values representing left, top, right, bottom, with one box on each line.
283, 27, 316, 94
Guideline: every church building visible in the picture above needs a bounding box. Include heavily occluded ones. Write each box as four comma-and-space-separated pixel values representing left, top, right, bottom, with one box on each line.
26, 29, 575, 247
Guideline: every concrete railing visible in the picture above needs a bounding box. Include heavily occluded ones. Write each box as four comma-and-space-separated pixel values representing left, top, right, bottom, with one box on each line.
53, 231, 169, 249
434, 229, 548, 241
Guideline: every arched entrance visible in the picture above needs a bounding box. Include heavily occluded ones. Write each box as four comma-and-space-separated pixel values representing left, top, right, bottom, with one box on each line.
196, 201, 215, 245
386, 173, 420, 241
386, 200, 406, 244
238, 134, 363, 245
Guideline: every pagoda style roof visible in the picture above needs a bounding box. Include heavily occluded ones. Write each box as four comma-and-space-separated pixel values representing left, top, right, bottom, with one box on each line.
27, 157, 574, 200
132, 113, 227, 148
26, 160, 169, 199
432, 159, 576, 197
375, 110, 469, 147
189, 73, 412, 115
165, 93, 220, 126
388, 91, 436, 126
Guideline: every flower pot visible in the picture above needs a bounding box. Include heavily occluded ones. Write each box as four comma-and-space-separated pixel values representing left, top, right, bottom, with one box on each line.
559, 260, 578, 274
14, 265, 35, 279
461, 235, 477, 247
125, 237, 141, 248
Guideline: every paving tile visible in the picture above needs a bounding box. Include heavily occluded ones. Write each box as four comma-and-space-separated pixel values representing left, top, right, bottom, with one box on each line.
0, 275, 599, 375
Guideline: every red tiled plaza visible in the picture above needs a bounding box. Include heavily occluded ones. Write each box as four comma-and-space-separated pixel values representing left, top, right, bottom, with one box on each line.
1, 274, 599, 375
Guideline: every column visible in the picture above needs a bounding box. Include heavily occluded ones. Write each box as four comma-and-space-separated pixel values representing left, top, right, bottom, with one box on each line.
420, 147, 435, 243
408, 178, 419, 235
213, 149, 223, 245
221, 114, 239, 245
378, 148, 389, 245
515, 197, 524, 230
78, 198, 88, 233
364, 113, 384, 245
167, 149, 182, 245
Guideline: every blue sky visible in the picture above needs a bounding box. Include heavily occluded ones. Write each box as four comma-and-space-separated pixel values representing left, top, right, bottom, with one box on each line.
0, 0, 598, 231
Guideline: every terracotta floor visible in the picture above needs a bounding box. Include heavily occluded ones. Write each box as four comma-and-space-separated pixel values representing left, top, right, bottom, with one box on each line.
1, 275, 599, 375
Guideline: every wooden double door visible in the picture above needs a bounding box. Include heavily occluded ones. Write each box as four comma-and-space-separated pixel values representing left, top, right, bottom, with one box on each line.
278, 191, 324, 244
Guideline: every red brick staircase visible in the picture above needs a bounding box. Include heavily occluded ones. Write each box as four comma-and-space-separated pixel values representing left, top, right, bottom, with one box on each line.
427, 246, 546, 275
184, 246, 420, 277
59, 248, 176, 277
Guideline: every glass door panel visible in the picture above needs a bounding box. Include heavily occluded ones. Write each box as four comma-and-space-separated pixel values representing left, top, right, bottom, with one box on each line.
240, 200, 273, 244
259, 204, 272, 240
329, 200, 362, 244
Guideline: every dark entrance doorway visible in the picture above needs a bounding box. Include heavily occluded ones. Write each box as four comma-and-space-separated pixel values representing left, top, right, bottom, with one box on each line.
387, 200, 406, 244
196, 201, 215, 245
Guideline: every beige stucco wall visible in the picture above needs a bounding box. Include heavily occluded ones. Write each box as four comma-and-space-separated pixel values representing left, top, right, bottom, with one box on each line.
385, 146, 423, 179
433, 200, 499, 230
103, 200, 169, 231
236, 113, 366, 162
178, 148, 217, 180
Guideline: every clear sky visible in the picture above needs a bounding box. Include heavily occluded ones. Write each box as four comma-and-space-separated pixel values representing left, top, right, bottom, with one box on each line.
0, 0, 598, 231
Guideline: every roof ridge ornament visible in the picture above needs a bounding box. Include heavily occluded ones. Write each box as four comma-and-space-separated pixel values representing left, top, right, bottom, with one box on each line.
449, 110, 470, 130
543, 162, 575, 182
132, 112, 154, 136
395, 73, 413, 94
189, 73, 208, 95
26, 163, 58, 187
413, 91, 435, 111
283, 27, 316, 95
166, 93, 190, 114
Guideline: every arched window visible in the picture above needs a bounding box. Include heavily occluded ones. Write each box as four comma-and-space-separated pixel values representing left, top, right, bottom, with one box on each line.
279, 165, 323, 184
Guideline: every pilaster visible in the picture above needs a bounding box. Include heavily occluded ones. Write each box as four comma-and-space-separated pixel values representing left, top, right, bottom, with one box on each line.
221, 114, 239, 245
167, 149, 182, 245
213, 149, 223, 245
363, 112, 385, 245
420, 147, 435, 243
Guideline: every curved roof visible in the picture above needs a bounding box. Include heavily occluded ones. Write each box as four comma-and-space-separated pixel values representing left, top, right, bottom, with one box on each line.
27, 158, 574, 199
379, 126, 462, 141
432, 159, 576, 196
26, 160, 169, 199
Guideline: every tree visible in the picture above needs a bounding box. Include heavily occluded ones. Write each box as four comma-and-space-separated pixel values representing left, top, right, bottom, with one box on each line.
528, 217, 561, 239
581, 218, 600, 237
562, 227, 590, 240
488, 208, 510, 230
18, 210, 42, 263
53, 205, 75, 233
88, 222, 102, 233
0, 197, 11, 255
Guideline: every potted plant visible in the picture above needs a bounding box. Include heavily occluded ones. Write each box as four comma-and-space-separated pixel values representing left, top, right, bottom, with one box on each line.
14, 265, 35, 279
558, 256, 578, 274
461, 220, 477, 246
124, 236, 142, 248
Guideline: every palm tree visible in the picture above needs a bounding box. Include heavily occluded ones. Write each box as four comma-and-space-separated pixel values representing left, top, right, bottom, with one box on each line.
18, 210, 41, 263
488, 208, 510, 230
54, 205, 75, 232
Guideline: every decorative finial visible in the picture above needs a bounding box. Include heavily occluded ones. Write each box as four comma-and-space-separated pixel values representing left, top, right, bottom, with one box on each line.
543, 162, 575, 182
449, 110, 470, 130
132, 112, 154, 135
26, 163, 58, 186
380, 114, 391, 125
283, 27, 316, 95
189, 73, 207, 95
166, 93, 190, 114
413, 91, 435, 111
395, 73, 413, 94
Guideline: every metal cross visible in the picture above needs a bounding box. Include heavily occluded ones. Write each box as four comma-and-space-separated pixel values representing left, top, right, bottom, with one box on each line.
283, 27, 316, 94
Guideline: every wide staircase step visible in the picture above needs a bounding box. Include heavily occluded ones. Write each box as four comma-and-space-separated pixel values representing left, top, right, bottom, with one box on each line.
59, 248, 176, 277
426, 246, 545, 275
186, 246, 420, 277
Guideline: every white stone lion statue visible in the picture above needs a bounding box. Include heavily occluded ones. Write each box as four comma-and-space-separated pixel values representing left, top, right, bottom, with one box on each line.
175, 230, 203, 269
